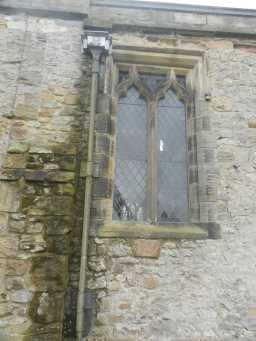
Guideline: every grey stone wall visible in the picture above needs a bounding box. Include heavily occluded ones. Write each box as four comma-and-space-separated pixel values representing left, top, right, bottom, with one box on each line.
85, 33, 256, 341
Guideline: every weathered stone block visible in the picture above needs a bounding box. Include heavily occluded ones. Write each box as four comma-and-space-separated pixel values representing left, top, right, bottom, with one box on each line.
188, 135, 197, 151
6, 259, 31, 276
95, 114, 111, 134
26, 219, 44, 234
0, 235, 19, 257
22, 195, 73, 216
8, 142, 29, 154
131, 240, 161, 258
88, 276, 107, 290
248, 118, 256, 128
64, 94, 81, 105
52, 144, 77, 156
46, 235, 70, 254
4, 154, 26, 169
46, 171, 75, 183
188, 166, 198, 184
93, 155, 109, 178
9, 217, 26, 233
96, 94, 111, 114
57, 155, 76, 171
24, 322, 61, 338
6, 277, 25, 291
142, 274, 158, 290
45, 216, 72, 235
207, 39, 234, 48
95, 134, 111, 155
88, 257, 106, 272
24, 170, 46, 182
211, 96, 233, 112
0, 213, 9, 233
217, 150, 235, 163
54, 183, 75, 196
10, 290, 32, 303
19, 235, 47, 253
92, 178, 112, 198
24, 333, 61, 341
0, 182, 20, 212
31, 255, 68, 291
30, 292, 64, 324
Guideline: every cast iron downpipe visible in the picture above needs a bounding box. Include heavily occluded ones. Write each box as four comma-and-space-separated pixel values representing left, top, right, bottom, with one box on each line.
76, 31, 111, 341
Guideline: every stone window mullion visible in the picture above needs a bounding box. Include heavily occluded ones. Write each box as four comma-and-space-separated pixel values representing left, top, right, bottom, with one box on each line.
146, 99, 158, 224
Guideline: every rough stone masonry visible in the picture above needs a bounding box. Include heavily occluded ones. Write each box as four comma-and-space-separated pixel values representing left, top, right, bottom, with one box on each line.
0, 1, 256, 341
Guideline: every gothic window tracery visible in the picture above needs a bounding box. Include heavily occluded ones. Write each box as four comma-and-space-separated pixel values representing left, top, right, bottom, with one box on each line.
113, 65, 193, 224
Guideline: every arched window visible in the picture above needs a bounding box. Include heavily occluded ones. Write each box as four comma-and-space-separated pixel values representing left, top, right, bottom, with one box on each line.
113, 66, 195, 225
113, 86, 148, 221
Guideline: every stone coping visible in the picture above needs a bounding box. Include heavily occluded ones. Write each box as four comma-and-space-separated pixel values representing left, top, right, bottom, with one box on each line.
91, 0, 256, 17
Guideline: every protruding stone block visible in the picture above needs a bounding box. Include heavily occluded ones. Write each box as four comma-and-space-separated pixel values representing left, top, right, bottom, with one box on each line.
131, 239, 161, 258
0, 182, 20, 212
211, 96, 232, 112
248, 118, 256, 128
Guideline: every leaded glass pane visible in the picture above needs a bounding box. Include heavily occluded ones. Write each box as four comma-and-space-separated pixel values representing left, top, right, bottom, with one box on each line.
139, 73, 166, 92
176, 75, 186, 89
157, 89, 188, 223
113, 87, 147, 221
119, 71, 129, 83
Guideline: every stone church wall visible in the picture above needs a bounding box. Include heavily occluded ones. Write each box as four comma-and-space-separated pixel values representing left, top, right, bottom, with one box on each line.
0, 1, 256, 341
0, 8, 90, 341
84, 33, 256, 341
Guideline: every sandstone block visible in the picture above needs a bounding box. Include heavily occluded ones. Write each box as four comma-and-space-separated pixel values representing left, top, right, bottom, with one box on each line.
248, 118, 256, 128
207, 40, 234, 48
6, 260, 31, 276
31, 255, 68, 291
45, 216, 72, 235
10, 290, 32, 303
0, 235, 19, 257
0, 213, 9, 233
143, 274, 158, 290
30, 292, 64, 324
19, 235, 47, 253
46, 171, 75, 183
131, 239, 161, 258
21, 195, 73, 216
0, 182, 20, 212
95, 134, 111, 155
4, 154, 26, 169
93, 178, 112, 198
64, 94, 81, 105
211, 96, 232, 112
9, 218, 26, 233
8, 142, 29, 154
119, 302, 131, 310
88, 276, 107, 290
46, 235, 70, 254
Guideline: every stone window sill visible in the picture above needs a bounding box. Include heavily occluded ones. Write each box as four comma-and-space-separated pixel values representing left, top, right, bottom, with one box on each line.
97, 222, 220, 240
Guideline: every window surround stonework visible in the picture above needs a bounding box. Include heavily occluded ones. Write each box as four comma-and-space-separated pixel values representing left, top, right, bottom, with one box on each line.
89, 45, 221, 240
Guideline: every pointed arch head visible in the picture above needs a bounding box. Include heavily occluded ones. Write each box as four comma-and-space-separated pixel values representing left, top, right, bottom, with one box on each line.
116, 65, 152, 102
155, 69, 193, 105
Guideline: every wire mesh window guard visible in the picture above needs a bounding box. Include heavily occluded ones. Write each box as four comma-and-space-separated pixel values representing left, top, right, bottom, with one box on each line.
113, 70, 189, 223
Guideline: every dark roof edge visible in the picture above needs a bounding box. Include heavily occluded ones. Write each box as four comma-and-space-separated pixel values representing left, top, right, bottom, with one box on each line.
91, 0, 256, 17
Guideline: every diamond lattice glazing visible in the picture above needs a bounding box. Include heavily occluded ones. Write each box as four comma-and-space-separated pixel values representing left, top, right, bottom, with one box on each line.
157, 89, 188, 223
113, 87, 148, 221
